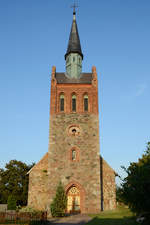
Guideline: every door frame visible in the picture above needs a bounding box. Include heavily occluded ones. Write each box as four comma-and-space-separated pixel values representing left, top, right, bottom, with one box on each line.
65, 181, 85, 214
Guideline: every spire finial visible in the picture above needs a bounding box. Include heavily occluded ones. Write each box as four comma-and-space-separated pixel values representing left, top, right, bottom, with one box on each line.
71, 2, 78, 19
65, 1, 83, 60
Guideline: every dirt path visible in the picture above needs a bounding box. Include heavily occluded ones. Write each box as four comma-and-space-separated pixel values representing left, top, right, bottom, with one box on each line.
48, 214, 92, 225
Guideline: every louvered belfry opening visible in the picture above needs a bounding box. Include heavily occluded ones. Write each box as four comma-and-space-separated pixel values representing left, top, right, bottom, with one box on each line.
72, 95, 76, 112
84, 95, 88, 112
60, 94, 64, 112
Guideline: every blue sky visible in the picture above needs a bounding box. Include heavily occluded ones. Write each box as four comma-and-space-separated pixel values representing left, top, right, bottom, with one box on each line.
0, 0, 150, 184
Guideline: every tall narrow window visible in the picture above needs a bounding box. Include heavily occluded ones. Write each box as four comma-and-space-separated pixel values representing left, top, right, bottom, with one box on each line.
72, 95, 76, 112
72, 150, 76, 161
84, 95, 88, 112
60, 94, 64, 112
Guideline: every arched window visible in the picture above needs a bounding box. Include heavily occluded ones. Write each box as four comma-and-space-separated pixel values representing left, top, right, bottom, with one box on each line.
72, 150, 76, 161
72, 95, 76, 112
69, 147, 80, 162
60, 94, 64, 112
84, 95, 88, 112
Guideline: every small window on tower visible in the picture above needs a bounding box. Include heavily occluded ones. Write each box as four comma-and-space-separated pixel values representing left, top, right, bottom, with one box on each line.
72, 95, 76, 112
68, 125, 81, 137
84, 95, 88, 112
60, 94, 64, 112
72, 150, 76, 161
73, 57, 75, 62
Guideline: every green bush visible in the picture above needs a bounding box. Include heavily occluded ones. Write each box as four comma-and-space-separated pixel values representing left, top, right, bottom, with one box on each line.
121, 142, 150, 216
20, 206, 40, 214
7, 195, 16, 210
19, 206, 44, 219
50, 182, 67, 217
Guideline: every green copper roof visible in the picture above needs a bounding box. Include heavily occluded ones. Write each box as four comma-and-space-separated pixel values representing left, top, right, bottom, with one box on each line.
65, 12, 83, 60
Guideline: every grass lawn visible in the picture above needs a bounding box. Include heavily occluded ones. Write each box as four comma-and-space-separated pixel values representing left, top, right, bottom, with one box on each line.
87, 206, 138, 225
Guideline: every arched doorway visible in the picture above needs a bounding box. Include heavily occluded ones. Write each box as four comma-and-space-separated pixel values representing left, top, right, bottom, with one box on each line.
67, 186, 80, 213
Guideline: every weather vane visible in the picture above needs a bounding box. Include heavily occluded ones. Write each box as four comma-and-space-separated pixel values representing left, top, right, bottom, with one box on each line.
71, 1, 78, 14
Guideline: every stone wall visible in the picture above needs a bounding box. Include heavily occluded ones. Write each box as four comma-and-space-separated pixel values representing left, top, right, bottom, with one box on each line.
47, 66, 102, 213
100, 157, 116, 210
28, 66, 116, 213
48, 113, 101, 213
28, 152, 116, 213
28, 153, 49, 211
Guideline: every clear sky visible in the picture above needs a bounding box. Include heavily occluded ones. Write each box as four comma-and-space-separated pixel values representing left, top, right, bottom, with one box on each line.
0, 0, 150, 184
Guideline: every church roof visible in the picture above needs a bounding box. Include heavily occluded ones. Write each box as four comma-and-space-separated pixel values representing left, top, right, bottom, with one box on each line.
27, 152, 48, 174
100, 156, 117, 175
65, 11, 83, 59
55, 73, 92, 84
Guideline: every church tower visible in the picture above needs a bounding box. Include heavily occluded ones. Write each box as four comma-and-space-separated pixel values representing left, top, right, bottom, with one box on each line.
28, 9, 116, 214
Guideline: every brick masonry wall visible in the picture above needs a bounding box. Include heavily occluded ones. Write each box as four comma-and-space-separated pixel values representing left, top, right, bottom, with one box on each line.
28, 66, 116, 213
47, 66, 101, 213
50, 66, 98, 115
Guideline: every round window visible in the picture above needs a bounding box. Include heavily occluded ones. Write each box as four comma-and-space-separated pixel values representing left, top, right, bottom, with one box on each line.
68, 125, 81, 136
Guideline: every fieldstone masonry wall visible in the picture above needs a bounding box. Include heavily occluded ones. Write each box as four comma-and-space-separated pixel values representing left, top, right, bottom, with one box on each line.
28, 151, 116, 212
28, 153, 49, 211
28, 66, 116, 213
100, 157, 116, 210
48, 113, 101, 213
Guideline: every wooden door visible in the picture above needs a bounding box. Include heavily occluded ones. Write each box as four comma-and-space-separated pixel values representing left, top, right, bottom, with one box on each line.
67, 186, 80, 213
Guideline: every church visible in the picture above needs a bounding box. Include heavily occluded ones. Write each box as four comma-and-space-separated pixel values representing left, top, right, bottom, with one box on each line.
27, 8, 116, 214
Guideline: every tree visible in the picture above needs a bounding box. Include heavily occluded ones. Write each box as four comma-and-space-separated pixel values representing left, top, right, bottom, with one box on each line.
7, 195, 16, 210
0, 160, 34, 206
50, 182, 67, 217
121, 142, 150, 216
116, 185, 124, 204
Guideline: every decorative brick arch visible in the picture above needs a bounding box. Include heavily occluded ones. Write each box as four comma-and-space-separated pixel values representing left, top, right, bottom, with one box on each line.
58, 92, 66, 113
83, 92, 89, 112
71, 92, 77, 112
82, 92, 88, 97
65, 181, 86, 213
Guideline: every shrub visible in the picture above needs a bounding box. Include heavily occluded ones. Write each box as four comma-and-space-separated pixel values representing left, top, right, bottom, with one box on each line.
50, 182, 67, 217
7, 195, 16, 210
121, 142, 150, 218
19, 206, 42, 217
121, 142, 150, 225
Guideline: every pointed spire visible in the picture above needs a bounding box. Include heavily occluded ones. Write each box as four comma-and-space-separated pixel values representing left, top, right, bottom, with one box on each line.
65, 10, 83, 60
